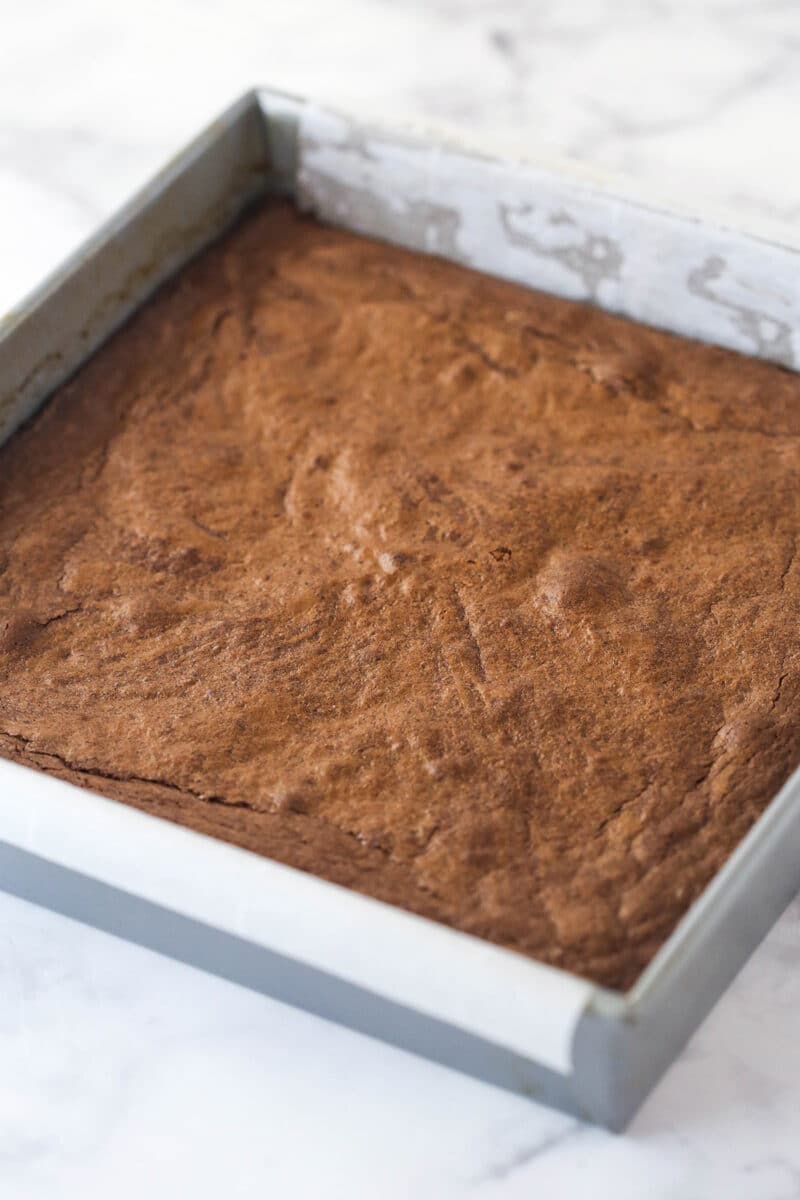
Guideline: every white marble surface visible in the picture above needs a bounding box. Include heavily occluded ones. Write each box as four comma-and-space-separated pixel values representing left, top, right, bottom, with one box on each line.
1, 2, 799, 1195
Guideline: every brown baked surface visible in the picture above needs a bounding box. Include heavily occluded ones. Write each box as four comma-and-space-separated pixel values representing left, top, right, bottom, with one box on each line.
1, 200, 799, 989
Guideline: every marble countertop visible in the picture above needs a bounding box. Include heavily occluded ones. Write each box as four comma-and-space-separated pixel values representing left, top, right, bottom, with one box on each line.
1, 2, 798, 1195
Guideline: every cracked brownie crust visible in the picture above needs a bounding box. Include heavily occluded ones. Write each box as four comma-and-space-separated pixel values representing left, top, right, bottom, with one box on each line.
1, 199, 799, 989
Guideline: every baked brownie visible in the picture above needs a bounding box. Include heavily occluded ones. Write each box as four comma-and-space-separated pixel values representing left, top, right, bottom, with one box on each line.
1, 199, 799, 989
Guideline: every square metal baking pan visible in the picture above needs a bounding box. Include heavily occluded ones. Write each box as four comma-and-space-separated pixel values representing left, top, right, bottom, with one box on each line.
1, 89, 798, 1131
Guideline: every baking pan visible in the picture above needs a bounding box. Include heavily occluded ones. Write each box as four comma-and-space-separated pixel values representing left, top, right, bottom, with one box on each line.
1, 88, 799, 1131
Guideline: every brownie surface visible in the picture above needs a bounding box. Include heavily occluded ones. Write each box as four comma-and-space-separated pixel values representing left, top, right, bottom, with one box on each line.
1, 199, 799, 989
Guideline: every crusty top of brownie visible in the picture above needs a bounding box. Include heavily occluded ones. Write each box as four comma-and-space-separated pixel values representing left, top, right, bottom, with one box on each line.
1, 199, 799, 988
